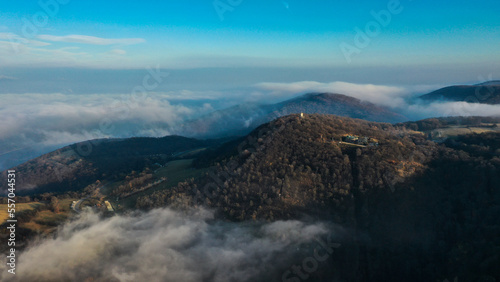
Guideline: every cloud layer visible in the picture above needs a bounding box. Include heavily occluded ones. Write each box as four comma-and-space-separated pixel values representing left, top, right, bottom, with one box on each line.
253, 81, 500, 120
0, 92, 213, 169
0, 93, 197, 143
0, 208, 337, 281
1, 81, 500, 170
0, 32, 143, 68
37, 34, 145, 45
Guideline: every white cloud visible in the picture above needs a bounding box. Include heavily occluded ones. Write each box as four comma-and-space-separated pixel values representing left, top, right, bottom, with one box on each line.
0, 208, 337, 281
0, 32, 17, 40
37, 34, 145, 45
0, 39, 90, 67
1, 82, 499, 170
0, 32, 51, 47
254, 81, 409, 108
0, 33, 146, 68
406, 101, 500, 120
252, 80, 500, 120
0, 92, 202, 140
0, 92, 217, 169
108, 48, 127, 55
0, 75, 17, 80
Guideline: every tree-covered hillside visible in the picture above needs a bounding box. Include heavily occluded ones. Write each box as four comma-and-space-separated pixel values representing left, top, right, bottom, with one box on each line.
138, 114, 500, 281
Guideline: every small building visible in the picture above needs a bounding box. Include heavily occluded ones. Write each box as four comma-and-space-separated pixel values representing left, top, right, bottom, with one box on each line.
357, 137, 369, 145
104, 201, 114, 212
343, 135, 358, 142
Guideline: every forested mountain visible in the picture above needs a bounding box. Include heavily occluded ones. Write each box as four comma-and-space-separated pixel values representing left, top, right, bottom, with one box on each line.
419, 82, 500, 104
1, 114, 499, 281
272, 93, 405, 122
179, 92, 407, 138
137, 114, 500, 281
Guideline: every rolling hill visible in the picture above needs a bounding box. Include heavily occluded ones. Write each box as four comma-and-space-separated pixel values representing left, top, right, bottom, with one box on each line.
419, 81, 500, 104
270, 92, 405, 121
179, 92, 407, 138
0, 136, 223, 195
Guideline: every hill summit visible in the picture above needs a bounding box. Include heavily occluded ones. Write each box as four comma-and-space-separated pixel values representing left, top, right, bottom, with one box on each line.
180, 92, 407, 138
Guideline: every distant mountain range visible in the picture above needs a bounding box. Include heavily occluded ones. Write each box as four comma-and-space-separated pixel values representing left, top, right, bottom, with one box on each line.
179, 92, 407, 138
419, 81, 500, 104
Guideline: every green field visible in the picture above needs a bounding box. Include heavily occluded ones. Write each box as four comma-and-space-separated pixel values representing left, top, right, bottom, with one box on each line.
113, 159, 208, 210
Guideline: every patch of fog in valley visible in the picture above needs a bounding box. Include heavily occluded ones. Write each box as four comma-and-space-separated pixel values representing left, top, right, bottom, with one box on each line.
0, 208, 344, 282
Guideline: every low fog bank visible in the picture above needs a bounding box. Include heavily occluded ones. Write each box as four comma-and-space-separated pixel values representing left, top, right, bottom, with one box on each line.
0, 208, 344, 282
0, 92, 215, 170
2, 81, 500, 170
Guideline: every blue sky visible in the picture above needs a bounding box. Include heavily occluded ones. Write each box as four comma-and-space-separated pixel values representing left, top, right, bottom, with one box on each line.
1, 0, 499, 70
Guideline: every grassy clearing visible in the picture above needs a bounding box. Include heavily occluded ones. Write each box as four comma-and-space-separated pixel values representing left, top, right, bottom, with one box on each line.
21, 210, 68, 234
32, 210, 67, 225
59, 198, 76, 212
0, 198, 77, 234
21, 203, 77, 234
114, 159, 207, 210
428, 124, 500, 138
0, 202, 44, 224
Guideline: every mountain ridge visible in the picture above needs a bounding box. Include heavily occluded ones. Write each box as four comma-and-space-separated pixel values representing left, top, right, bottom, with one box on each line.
419, 82, 500, 104
180, 92, 407, 138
